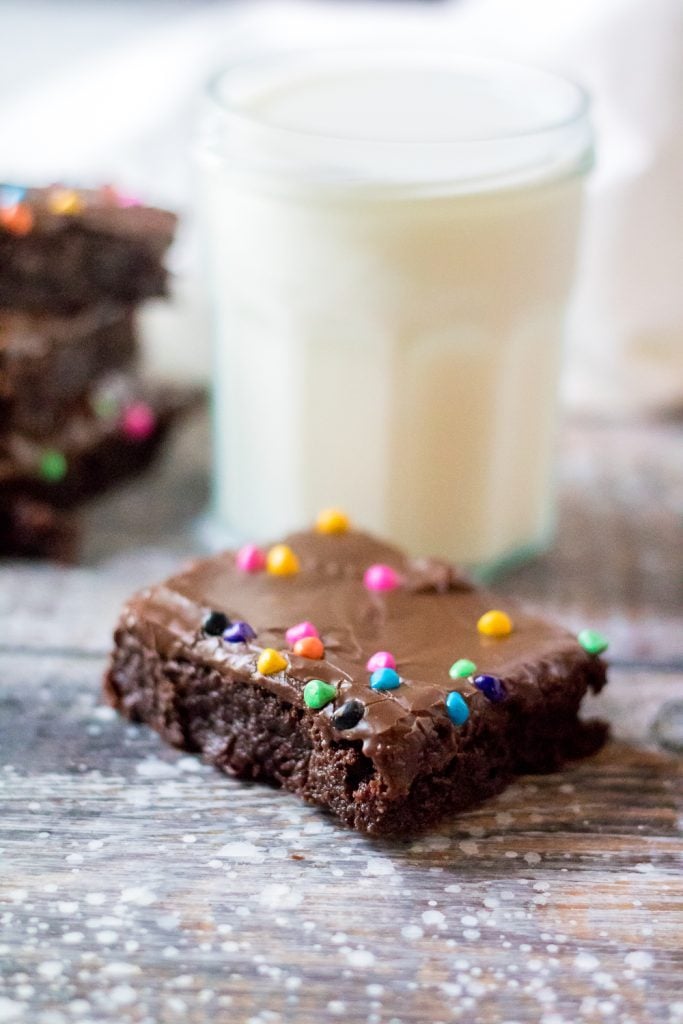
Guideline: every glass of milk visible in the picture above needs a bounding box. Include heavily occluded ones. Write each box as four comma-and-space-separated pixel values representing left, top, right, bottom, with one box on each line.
196, 50, 593, 573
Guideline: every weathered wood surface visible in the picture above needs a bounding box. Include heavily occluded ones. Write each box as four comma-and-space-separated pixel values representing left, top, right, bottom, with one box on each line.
1, 412, 681, 1024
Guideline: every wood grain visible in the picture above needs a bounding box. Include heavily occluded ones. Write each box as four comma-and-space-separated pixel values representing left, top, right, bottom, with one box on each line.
1, 412, 681, 1024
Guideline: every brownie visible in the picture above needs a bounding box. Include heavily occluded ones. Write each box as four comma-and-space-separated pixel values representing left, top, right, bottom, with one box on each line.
105, 526, 608, 835
0, 303, 136, 437
0, 185, 176, 312
0, 496, 78, 561
0, 378, 199, 507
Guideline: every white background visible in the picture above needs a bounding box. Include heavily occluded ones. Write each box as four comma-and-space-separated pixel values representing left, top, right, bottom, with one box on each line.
1, 0, 681, 411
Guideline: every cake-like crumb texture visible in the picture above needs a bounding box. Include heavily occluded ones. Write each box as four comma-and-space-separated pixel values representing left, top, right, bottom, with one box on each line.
0, 186, 175, 312
0, 303, 136, 437
105, 529, 608, 835
0, 496, 78, 561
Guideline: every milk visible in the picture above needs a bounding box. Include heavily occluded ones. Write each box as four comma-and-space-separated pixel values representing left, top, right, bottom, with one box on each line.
198, 54, 591, 569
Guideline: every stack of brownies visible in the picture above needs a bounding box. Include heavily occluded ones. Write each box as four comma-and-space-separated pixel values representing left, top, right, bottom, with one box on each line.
0, 183, 193, 559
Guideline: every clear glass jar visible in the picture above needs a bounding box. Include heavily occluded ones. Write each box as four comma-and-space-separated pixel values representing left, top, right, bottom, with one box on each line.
196, 50, 593, 572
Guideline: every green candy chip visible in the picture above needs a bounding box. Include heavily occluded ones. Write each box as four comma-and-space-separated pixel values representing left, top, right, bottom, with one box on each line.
577, 628, 609, 656
92, 393, 120, 420
38, 449, 68, 483
449, 658, 477, 679
303, 679, 337, 710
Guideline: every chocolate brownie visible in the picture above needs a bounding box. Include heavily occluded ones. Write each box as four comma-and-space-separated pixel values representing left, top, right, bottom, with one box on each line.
0, 378, 199, 507
0, 185, 175, 312
105, 523, 608, 835
0, 303, 136, 437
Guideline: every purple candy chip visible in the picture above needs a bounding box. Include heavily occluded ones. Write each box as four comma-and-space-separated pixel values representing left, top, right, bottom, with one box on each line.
224, 621, 256, 643
473, 673, 508, 703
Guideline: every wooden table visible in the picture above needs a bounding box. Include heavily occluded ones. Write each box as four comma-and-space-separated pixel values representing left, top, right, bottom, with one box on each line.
1, 411, 681, 1024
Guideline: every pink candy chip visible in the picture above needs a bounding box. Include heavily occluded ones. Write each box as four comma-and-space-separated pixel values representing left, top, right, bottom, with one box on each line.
121, 402, 156, 441
236, 544, 266, 573
285, 621, 319, 646
100, 185, 141, 208
363, 563, 400, 592
366, 651, 397, 672
116, 191, 143, 208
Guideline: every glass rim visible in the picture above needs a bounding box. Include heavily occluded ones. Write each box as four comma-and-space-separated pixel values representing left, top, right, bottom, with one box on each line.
205, 48, 592, 149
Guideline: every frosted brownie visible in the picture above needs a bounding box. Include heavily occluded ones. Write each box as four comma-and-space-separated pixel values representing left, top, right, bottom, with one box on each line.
0, 303, 135, 437
0, 185, 175, 312
104, 519, 609, 835
0, 379, 198, 507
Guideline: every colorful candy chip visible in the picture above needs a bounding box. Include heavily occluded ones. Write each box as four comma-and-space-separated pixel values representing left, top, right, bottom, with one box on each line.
99, 184, 141, 208
364, 563, 400, 592
236, 543, 266, 573
48, 188, 83, 215
303, 679, 337, 710
0, 185, 26, 208
203, 610, 230, 636
449, 658, 477, 679
366, 651, 396, 672
116, 191, 142, 209
257, 648, 288, 675
369, 667, 401, 691
446, 691, 470, 726
266, 544, 300, 576
224, 621, 256, 643
99, 184, 119, 206
92, 392, 120, 420
315, 508, 350, 535
121, 402, 156, 441
473, 674, 508, 703
477, 609, 513, 638
286, 621, 319, 646
0, 203, 34, 236
293, 636, 325, 660
332, 699, 365, 731
577, 629, 609, 656
38, 449, 67, 483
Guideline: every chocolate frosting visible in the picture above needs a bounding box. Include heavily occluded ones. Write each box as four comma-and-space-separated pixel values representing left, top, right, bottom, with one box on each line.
121, 529, 601, 798
3, 187, 176, 248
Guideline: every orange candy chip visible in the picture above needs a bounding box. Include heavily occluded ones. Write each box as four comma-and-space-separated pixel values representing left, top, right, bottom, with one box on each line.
293, 636, 325, 660
0, 203, 34, 236
99, 184, 119, 206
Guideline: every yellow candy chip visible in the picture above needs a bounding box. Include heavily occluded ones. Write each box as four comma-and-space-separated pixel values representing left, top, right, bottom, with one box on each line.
266, 544, 300, 576
477, 609, 513, 638
315, 508, 350, 535
48, 189, 84, 215
257, 648, 288, 675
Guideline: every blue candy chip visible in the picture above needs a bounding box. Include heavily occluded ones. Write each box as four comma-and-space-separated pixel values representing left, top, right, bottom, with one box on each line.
446, 691, 470, 726
0, 185, 26, 208
369, 667, 401, 691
